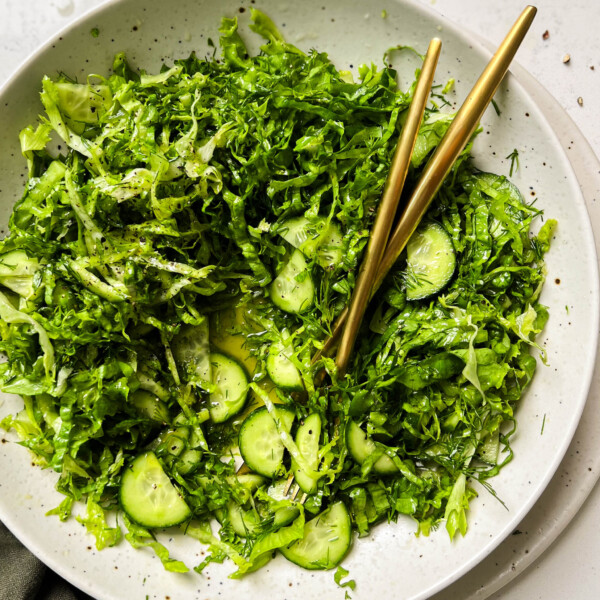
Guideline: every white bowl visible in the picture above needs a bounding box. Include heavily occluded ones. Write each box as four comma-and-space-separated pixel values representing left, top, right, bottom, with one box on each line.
0, 1, 597, 599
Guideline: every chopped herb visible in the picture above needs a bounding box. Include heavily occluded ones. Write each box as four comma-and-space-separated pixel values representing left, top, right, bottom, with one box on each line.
334, 565, 356, 591
506, 148, 520, 177
442, 77, 455, 94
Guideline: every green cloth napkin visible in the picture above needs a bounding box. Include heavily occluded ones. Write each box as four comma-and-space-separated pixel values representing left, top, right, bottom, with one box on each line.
0, 521, 92, 600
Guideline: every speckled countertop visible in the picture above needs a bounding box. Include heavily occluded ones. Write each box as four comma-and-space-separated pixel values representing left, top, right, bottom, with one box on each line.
1, 1, 599, 598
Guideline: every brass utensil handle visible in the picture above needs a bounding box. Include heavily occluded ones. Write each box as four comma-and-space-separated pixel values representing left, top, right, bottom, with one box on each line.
335, 38, 442, 376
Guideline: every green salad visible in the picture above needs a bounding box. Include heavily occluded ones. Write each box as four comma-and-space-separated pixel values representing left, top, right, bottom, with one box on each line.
0, 9, 555, 577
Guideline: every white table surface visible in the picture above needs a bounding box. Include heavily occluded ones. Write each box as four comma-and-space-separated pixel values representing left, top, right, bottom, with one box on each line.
1, 1, 599, 598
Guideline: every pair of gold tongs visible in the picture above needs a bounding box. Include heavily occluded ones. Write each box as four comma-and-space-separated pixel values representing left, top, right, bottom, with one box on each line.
282, 6, 537, 502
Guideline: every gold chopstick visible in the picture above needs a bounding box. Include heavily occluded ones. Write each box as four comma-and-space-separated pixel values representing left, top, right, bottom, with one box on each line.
335, 38, 442, 376
317, 5, 537, 366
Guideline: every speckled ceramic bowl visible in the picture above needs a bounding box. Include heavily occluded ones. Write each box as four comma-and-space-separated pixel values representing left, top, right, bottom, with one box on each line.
0, 1, 597, 599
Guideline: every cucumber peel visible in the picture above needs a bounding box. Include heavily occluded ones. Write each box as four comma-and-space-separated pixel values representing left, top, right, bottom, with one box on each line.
120, 452, 191, 528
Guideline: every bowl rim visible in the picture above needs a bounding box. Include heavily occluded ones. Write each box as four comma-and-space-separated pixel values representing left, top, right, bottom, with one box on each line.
0, 1, 597, 599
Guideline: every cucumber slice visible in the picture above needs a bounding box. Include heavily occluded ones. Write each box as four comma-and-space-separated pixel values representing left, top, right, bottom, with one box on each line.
270, 250, 314, 314
208, 352, 249, 423
280, 501, 352, 570
226, 501, 261, 538
478, 429, 500, 464
292, 413, 322, 494
266, 336, 303, 392
218, 501, 299, 537
238, 406, 295, 477
346, 421, 398, 475
466, 172, 524, 239
404, 221, 456, 301
274, 506, 301, 527
162, 427, 189, 457
279, 216, 343, 269
177, 449, 202, 474
467, 171, 524, 203
172, 320, 211, 389
120, 451, 191, 528
227, 473, 266, 494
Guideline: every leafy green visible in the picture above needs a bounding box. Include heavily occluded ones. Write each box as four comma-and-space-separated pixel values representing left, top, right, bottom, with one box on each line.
77, 497, 121, 550
334, 565, 356, 591
0, 7, 553, 584
123, 514, 188, 573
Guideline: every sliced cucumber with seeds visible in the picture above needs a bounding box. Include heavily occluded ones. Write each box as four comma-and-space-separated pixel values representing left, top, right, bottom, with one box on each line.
346, 420, 398, 475
270, 250, 314, 314
266, 335, 303, 391
404, 221, 456, 301
279, 216, 343, 269
219, 501, 299, 538
208, 352, 248, 423
280, 501, 352, 570
238, 406, 295, 477
292, 413, 322, 494
120, 451, 191, 528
